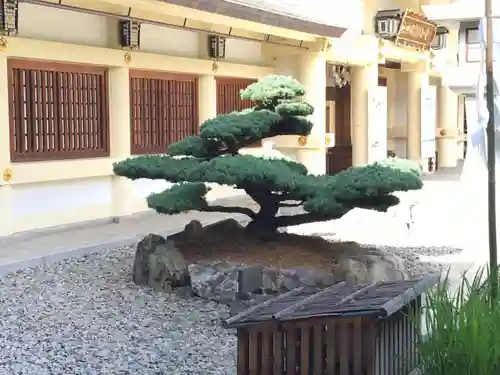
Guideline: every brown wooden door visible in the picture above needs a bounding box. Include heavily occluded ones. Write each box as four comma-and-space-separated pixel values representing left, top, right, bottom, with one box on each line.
326, 85, 353, 174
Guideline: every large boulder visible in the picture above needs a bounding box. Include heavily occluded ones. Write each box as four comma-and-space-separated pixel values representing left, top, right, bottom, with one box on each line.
262, 267, 336, 293
331, 242, 408, 284
188, 262, 263, 304
133, 233, 189, 292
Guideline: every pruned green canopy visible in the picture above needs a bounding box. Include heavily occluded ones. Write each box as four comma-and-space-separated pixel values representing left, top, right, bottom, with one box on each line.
114, 75, 423, 235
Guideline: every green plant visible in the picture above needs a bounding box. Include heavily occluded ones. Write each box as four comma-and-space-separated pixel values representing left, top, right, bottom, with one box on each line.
113, 75, 423, 236
416, 267, 500, 375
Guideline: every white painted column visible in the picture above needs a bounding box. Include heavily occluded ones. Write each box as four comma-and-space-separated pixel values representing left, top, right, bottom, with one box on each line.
436, 83, 459, 168
109, 67, 134, 219
0, 55, 12, 237
407, 71, 429, 163
298, 52, 326, 175
386, 70, 397, 153
198, 75, 217, 124
351, 63, 379, 166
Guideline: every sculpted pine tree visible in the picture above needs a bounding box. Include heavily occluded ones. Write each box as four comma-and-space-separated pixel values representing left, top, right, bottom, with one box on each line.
114, 75, 423, 236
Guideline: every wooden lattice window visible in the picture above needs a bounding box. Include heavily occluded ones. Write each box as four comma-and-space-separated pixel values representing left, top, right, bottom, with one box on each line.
8, 59, 109, 162
216, 77, 256, 115
130, 70, 198, 155
217, 77, 260, 147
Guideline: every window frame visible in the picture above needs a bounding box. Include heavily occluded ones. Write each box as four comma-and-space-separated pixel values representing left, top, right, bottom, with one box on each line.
8, 59, 110, 162
465, 27, 482, 63
129, 69, 199, 155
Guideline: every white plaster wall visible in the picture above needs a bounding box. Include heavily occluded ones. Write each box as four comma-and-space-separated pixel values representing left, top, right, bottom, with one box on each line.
225, 39, 265, 65
139, 24, 199, 57
11, 177, 112, 231
18, 3, 110, 48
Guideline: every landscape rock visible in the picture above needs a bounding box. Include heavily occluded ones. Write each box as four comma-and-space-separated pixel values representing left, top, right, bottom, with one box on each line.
203, 218, 244, 233
168, 219, 204, 242
133, 233, 190, 292
262, 267, 336, 293
188, 262, 242, 304
188, 262, 263, 304
333, 247, 408, 284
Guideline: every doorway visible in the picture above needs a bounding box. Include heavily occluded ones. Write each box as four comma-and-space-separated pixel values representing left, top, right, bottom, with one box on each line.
326, 85, 352, 174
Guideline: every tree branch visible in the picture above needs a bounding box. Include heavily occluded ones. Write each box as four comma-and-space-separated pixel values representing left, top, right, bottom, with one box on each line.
274, 212, 341, 228
200, 205, 256, 219
278, 201, 304, 207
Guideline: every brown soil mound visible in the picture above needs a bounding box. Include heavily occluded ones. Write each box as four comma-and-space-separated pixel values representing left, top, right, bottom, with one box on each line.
175, 222, 360, 272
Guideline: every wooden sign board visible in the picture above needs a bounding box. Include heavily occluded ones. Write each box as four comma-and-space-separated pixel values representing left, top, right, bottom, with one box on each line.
395, 10, 437, 51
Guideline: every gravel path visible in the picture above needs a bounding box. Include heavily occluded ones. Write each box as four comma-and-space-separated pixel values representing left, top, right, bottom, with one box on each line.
0, 245, 235, 375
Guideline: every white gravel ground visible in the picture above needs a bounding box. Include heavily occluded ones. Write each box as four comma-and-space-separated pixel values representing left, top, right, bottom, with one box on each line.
0, 238, 459, 375
0, 245, 235, 375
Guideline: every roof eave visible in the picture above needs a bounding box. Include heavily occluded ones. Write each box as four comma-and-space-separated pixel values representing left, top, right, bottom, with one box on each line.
161, 0, 347, 38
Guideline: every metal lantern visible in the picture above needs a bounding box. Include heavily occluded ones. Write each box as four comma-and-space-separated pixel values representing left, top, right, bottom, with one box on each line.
0, 0, 18, 35
431, 26, 449, 50
119, 20, 141, 50
374, 9, 402, 39
208, 35, 226, 60
331, 65, 351, 88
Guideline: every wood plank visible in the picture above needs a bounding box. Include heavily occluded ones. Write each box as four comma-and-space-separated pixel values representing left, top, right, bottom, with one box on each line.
286, 327, 297, 375
237, 330, 249, 375
248, 329, 260, 375
261, 329, 272, 375
300, 326, 310, 375
326, 321, 336, 375
353, 318, 363, 375
312, 324, 324, 375
273, 330, 284, 375
339, 321, 350, 375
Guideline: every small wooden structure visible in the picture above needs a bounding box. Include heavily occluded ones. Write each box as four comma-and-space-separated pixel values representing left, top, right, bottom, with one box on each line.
223, 273, 440, 375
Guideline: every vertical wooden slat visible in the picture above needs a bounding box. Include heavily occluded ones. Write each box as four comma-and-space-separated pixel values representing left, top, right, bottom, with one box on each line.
300, 326, 310, 375
12, 68, 22, 154
37, 70, 45, 152
286, 327, 297, 375
237, 330, 249, 375
53, 71, 61, 152
365, 322, 377, 375
339, 321, 349, 375
353, 318, 363, 375
249, 329, 260, 375
312, 324, 324, 375
273, 330, 284, 375
261, 329, 272, 375
63, 72, 70, 152
70, 72, 76, 151
326, 321, 336, 375
26, 70, 36, 154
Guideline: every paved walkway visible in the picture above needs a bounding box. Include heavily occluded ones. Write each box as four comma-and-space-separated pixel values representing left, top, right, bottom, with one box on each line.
0, 196, 251, 276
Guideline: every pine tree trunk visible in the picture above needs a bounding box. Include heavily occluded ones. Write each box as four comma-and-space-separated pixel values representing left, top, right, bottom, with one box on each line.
245, 200, 279, 239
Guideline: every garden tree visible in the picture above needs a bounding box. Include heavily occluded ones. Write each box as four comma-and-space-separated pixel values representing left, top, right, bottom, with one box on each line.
114, 75, 423, 236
